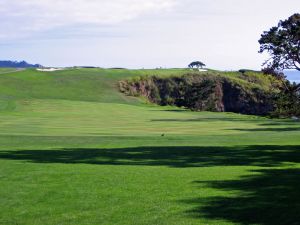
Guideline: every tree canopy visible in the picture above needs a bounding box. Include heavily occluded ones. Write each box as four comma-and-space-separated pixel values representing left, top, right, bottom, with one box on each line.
259, 13, 300, 71
188, 61, 206, 69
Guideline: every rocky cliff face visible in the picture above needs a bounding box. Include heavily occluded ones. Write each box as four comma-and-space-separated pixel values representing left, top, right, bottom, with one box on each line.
119, 73, 275, 115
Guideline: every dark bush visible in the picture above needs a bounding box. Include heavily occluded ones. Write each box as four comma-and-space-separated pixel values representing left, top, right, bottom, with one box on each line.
262, 67, 286, 80
272, 82, 300, 117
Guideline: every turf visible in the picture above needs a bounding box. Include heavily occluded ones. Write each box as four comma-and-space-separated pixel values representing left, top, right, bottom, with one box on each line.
0, 68, 23, 75
0, 68, 300, 225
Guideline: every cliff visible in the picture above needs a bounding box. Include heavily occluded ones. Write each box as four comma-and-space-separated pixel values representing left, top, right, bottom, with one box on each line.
119, 71, 281, 115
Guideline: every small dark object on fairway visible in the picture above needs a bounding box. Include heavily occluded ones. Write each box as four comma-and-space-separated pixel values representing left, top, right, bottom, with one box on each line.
161, 134, 165, 137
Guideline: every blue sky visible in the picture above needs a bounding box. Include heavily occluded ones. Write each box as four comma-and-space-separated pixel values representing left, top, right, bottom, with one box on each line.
1, 0, 300, 69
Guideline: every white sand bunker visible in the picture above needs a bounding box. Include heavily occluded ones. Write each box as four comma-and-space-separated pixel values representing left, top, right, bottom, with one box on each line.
189, 68, 208, 72
36, 68, 64, 72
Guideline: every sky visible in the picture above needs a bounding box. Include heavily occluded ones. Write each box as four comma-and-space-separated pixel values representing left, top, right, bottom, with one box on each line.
0, 0, 300, 69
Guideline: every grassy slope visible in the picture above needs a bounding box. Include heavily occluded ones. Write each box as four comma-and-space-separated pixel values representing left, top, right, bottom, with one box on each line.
0, 68, 23, 75
0, 68, 300, 225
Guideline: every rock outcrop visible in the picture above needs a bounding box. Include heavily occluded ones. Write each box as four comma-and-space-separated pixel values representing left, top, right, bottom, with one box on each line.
119, 73, 276, 115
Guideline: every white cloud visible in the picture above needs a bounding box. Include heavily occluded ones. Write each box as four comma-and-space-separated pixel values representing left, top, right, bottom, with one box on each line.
0, 0, 177, 39
2, 0, 300, 70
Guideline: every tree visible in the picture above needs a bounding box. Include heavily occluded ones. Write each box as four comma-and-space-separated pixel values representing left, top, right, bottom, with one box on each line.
259, 13, 300, 71
188, 61, 206, 69
272, 81, 300, 117
261, 67, 286, 80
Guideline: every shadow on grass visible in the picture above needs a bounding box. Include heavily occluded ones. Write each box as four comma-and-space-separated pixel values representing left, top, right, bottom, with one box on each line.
151, 118, 300, 128
159, 109, 189, 112
259, 121, 300, 126
233, 127, 300, 132
183, 168, 300, 225
151, 117, 267, 123
1, 145, 299, 224
0, 145, 299, 167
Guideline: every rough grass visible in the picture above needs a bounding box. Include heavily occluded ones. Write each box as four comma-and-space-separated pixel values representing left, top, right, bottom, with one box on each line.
126, 69, 280, 94
0, 68, 300, 225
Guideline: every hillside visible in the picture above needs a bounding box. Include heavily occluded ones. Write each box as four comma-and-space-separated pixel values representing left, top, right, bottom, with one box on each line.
0, 68, 300, 225
0, 60, 42, 68
0, 68, 281, 115
0, 68, 190, 105
120, 70, 281, 115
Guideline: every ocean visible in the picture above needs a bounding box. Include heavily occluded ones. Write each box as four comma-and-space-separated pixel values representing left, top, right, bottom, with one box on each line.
284, 70, 300, 83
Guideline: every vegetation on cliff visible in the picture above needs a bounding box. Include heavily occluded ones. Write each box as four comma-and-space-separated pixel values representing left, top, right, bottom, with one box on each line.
120, 70, 282, 115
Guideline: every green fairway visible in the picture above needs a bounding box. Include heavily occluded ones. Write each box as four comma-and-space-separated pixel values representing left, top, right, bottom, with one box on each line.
0, 68, 23, 75
0, 68, 300, 225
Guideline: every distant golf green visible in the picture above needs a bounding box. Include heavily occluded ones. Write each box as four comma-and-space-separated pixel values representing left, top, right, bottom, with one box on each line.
0, 68, 299, 225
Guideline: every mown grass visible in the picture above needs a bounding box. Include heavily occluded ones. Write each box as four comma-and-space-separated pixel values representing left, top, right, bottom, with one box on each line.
0, 68, 21, 73
0, 68, 300, 225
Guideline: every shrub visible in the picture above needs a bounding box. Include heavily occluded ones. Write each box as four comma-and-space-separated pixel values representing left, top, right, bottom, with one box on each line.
271, 82, 300, 117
